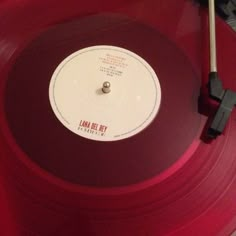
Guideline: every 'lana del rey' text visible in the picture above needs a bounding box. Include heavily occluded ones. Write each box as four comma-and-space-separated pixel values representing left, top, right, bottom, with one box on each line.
78, 120, 108, 136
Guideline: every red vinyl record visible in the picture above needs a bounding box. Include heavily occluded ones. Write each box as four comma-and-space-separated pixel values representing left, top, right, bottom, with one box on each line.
1, 0, 236, 236
4, 13, 201, 187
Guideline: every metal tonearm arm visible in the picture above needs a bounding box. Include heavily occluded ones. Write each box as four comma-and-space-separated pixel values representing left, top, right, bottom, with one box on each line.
207, 0, 236, 138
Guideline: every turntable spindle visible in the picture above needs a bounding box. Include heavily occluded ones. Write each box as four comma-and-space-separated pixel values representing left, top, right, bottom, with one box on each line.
102, 81, 111, 93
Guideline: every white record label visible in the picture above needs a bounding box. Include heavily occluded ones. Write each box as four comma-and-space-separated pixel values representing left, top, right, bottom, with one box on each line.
49, 45, 161, 141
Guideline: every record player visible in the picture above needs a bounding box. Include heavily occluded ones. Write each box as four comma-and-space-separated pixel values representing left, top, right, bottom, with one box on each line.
1, 0, 236, 235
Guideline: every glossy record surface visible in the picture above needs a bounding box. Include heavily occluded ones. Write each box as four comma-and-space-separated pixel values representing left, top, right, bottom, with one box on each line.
4, 14, 200, 187
0, 0, 236, 236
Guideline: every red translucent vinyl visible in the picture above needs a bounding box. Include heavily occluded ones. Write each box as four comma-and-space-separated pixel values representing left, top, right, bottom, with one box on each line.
1, 0, 236, 235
